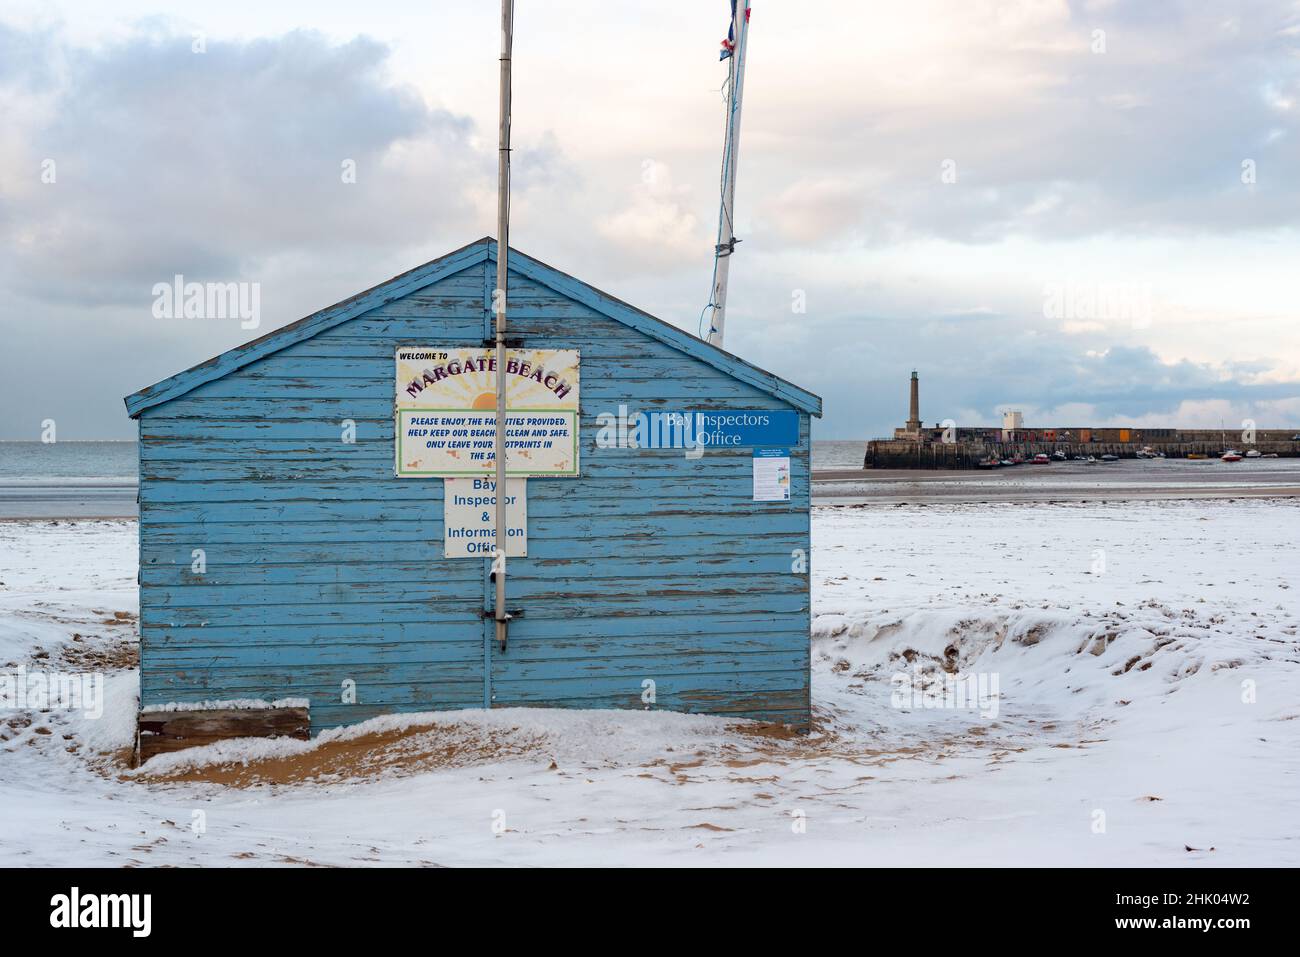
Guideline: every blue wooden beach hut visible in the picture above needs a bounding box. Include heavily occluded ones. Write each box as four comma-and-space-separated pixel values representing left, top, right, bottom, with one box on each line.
125, 239, 821, 742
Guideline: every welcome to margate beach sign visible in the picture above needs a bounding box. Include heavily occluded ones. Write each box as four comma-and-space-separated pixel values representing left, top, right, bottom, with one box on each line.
395, 347, 580, 477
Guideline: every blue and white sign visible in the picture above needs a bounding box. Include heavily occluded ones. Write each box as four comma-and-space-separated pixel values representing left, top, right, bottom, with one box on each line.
690, 411, 798, 447
595, 407, 799, 450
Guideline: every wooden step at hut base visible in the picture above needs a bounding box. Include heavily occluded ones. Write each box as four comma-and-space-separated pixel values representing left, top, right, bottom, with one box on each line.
136, 704, 310, 765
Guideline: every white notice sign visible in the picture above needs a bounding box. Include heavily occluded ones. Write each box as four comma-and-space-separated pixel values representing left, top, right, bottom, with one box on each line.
443, 478, 527, 558
752, 448, 791, 502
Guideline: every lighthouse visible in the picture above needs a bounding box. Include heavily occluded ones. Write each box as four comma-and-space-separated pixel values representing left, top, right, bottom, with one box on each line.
905, 369, 922, 436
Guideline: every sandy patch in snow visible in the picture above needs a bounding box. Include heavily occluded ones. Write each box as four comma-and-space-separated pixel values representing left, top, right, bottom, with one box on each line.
130, 702, 981, 792
132, 708, 755, 786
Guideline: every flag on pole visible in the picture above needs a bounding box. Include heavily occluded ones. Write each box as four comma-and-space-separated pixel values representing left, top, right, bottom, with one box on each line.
719, 0, 747, 60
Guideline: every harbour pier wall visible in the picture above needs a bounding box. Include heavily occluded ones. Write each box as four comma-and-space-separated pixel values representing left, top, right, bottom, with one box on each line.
866, 433, 1300, 470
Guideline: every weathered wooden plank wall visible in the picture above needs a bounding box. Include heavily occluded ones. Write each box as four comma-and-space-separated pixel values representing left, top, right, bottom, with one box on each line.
137, 257, 812, 732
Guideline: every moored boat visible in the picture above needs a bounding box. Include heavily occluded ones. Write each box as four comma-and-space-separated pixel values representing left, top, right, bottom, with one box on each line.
1221, 450, 1243, 462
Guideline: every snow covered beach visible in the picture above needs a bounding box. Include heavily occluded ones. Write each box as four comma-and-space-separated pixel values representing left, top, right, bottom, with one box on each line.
1, 499, 1297, 866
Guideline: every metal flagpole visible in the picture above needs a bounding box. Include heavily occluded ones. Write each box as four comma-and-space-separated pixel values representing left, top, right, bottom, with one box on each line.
706, 0, 751, 348
494, 0, 513, 652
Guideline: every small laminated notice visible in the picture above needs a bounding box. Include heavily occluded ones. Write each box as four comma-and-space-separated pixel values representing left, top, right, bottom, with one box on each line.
752, 448, 791, 502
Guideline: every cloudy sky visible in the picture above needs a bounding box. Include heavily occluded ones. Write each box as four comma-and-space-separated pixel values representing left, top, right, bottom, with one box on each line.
2, 0, 1299, 440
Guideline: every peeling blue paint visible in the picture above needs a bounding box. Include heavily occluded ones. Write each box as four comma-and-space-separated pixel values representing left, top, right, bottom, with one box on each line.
128, 240, 820, 733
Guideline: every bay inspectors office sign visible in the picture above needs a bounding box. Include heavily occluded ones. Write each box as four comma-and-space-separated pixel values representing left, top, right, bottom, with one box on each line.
395, 347, 580, 477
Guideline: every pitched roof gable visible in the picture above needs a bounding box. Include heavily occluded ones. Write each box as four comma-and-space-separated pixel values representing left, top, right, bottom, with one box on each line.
124, 238, 822, 418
